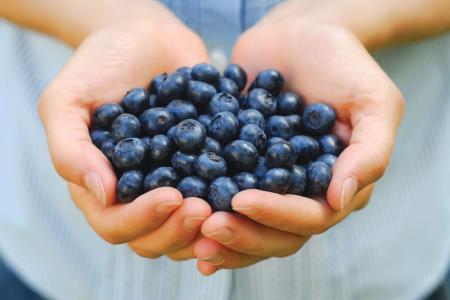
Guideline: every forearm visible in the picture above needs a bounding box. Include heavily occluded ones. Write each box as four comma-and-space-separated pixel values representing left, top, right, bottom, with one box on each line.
0, 0, 179, 47
266, 0, 450, 49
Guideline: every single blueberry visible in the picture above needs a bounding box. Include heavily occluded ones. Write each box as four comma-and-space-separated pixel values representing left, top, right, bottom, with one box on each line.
208, 92, 240, 115
177, 176, 207, 199
246, 88, 277, 117
224, 140, 259, 172
166, 100, 198, 122
176, 66, 192, 81
286, 114, 302, 134
276, 92, 302, 115
217, 77, 240, 98
259, 168, 292, 194
224, 64, 247, 91
302, 103, 336, 135
266, 115, 294, 139
265, 141, 297, 169
289, 135, 320, 163
288, 165, 307, 195
197, 114, 212, 128
267, 137, 287, 148
100, 138, 116, 161
237, 109, 266, 128
112, 138, 147, 170
147, 134, 172, 162
117, 170, 144, 203
208, 112, 239, 144
157, 73, 187, 104
232, 172, 258, 190
195, 152, 228, 181
239, 124, 267, 153
253, 69, 285, 95
90, 129, 112, 148
111, 113, 141, 142
186, 80, 217, 108
172, 119, 206, 152
143, 167, 179, 191
171, 151, 197, 176
140, 108, 175, 136
191, 63, 220, 84
306, 161, 332, 195
318, 134, 343, 155
148, 94, 160, 108
254, 156, 268, 178
93, 103, 123, 128
208, 176, 239, 211
121, 88, 149, 115
317, 154, 337, 168
150, 73, 168, 95
199, 137, 223, 155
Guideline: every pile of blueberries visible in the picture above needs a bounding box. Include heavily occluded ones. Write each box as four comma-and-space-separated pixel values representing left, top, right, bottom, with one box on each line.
90, 63, 343, 211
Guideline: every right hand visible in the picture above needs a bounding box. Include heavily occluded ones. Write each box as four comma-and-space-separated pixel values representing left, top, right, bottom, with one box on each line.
39, 7, 211, 260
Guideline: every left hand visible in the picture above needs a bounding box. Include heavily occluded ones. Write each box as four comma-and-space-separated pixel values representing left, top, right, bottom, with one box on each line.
192, 7, 404, 275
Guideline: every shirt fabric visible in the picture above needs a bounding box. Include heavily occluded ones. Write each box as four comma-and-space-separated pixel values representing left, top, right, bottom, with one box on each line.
0, 0, 450, 299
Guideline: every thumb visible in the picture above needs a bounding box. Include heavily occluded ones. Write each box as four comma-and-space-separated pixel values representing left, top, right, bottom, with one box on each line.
39, 86, 117, 206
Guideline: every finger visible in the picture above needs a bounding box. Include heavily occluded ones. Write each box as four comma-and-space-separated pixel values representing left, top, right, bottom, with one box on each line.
194, 238, 265, 271
201, 212, 307, 257
197, 260, 219, 276
69, 185, 183, 244
232, 186, 374, 235
165, 234, 203, 261
128, 198, 211, 258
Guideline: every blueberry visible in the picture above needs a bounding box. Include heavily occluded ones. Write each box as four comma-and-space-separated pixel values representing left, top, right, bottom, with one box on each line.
208, 112, 239, 144
177, 176, 207, 199
267, 137, 287, 148
317, 154, 337, 168
176, 66, 192, 81
166, 100, 198, 122
259, 168, 292, 194
276, 92, 302, 115
121, 88, 149, 115
286, 115, 302, 134
166, 126, 175, 140
93, 103, 124, 128
266, 115, 294, 139
157, 73, 187, 104
148, 94, 160, 108
100, 138, 116, 161
239, 124, 267, 153
143, 166, 179, 191
117, 170, 144, 203
318, 134, 343, 155
217, 77, 239, 98
265, 141, 297, 169
197, 114, 212, 128
140, 108, 175, 136
195, 152, 228, 181
302, 103, 336, 135
171, 151, 197, 176
237, 109, 266, 129
224, 140, 259, 172
254, 156, 268, 178
112, 138, 147, 170
224, 64, 247, 91
172, 119, 206, 152
186, 81, 217, 107
208, 176, 239, 211
253, 69, 285, 95
232, 172, 258, 190
90, 129, 112, 148
191, 63, 220, 84
150, 73, 168, 94
288, 165, 307, 195
147, 134, 172, 162
111, 114, 141, 142
208, 93, 240, 115
246, 88, 277, 117
289, 135, 320, 163
199, 137, 223, 155
306, 161, 332, 195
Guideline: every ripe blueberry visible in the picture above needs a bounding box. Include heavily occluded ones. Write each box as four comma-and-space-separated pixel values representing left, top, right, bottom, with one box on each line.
217, 77, 239, 98
176, 66, 192, 81
177, 176, 207, 199
288, 165, 307, 195
172, 119, 206, 152
286, 114, 302, 133
266, 136, 287, 148
147, 134, 172, 162
157, 73, 187, 104
266, 115, 294, 139
246, 88, 277, 117
259, 168, 292, 194
121, 88, 149, 115
265, 141, 297, 169
318, 134, 343, 155
224, 64, 247, 91
302, 103, 336, 135
111, 113, 141, 142
317, 154, 337, 168
209, 92, 240, 115
232, 172, 258, 190
208, 176, 239, 211
276, 92, 302, 115
143, 167, 179, 191
208, 111, 239, 144
112, 138, 147, 170
90, 129, 112, 148
224, 140, 259, 172
117, 170, 144, 203
253, 69, 285, 95
100, 138, 116, 161
199, 137, 223, 155
186, 81, 217, 107
140, 108, 175, 136
93, 103, 123, 128
239, 124, 267, 153
237, 109, 266, 128
150, 73, 167, 94
197, 114, 212, 128
289, 135, 320, 163
191, 63, 220, 84
171, 151, 197, 176
306, 161, 332, 195
195, 152, 228, 181
166, 99, 198, 122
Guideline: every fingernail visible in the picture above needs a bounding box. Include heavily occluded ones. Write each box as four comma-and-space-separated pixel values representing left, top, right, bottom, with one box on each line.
204, 228, 233, 244
199, 253, 225, 265
155, 200, 182, 218
232, 205, 259, 217
183, 216, 207, 232
84, 171, 106, 205
340, 176, 358, 210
